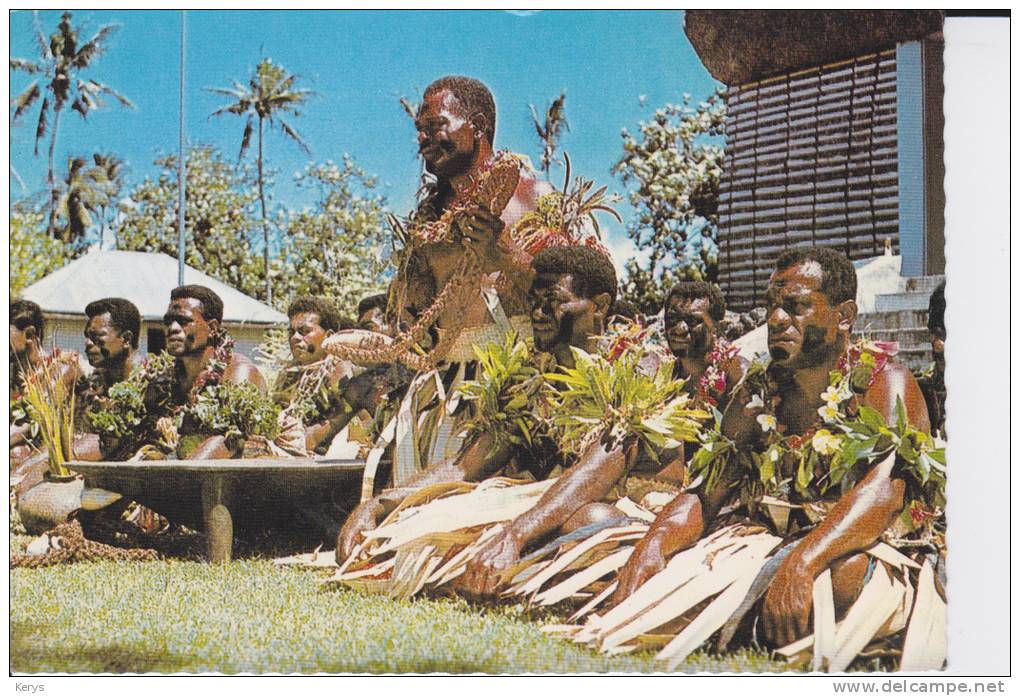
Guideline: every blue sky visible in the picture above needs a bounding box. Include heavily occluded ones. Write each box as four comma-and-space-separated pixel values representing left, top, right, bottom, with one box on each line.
9, 9, 720, 274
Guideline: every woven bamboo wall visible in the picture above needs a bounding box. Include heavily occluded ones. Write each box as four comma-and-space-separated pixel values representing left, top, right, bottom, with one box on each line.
717, 49, 899, 311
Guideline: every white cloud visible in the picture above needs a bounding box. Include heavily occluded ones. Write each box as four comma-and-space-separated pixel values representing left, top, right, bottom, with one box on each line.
604, 232, 652, 283
504, 10, 542, 17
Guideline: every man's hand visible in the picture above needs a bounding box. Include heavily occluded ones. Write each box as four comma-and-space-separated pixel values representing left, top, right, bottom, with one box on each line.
336, 499, 385, 564
607, 539, 666, 608
459, 209, 505, 249
454, 527, 521, 600
762, 553, 816, 647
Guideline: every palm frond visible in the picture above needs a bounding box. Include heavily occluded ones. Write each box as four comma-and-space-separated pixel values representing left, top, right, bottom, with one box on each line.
278, 118, 311, 154
33, 11, 53, 61
11, 81, 41, 124
72, 23, 119, 68
85, 79, 133, 108
238, 115, 254, 164
33, 97, 49, 153
9, 58, 43, 74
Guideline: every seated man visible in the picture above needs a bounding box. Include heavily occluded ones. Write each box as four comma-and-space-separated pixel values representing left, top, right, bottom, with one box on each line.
164, 285, 268, 458
917, 280, 946, 438
609, 247, 937, 648
663, 281, 747, 408
337, 246, 707, 590
272, 296, 359, 455
12, 298, 140, 496
10, 299, 84, 464
87, 285, 269, 461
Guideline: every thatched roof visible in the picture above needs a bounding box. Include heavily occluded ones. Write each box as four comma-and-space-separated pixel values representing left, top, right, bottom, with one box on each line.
21, 250, 286, 325
684, 10, 943, 86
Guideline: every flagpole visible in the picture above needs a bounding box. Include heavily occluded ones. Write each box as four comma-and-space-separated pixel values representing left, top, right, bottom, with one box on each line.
177, 10, 187, 286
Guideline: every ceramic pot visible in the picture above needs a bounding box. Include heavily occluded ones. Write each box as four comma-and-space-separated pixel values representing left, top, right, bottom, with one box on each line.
17, 472, 84, 534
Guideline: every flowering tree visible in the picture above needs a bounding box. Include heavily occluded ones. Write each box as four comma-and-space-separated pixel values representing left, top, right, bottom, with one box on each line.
115, 145, 267, 298
614, 92, 725, 314
277, 157, 389, 313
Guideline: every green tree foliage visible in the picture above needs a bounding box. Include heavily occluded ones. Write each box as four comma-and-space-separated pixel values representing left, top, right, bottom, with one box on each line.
9, 10, 133, 240
207, 57, 317, 305
115, 145, 266, 298
277, 157, 389, 313
114, 146, 388, 315
10, 203, 71, 295
613, 93, 725, 314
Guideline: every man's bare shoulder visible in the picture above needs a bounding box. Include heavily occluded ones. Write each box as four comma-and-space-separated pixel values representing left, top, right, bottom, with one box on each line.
505, 172, 555, 222
225, 351, 267, 391
863, 359, 930, 433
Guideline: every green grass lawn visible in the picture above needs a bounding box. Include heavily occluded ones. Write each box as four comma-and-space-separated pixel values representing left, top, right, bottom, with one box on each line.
10, 533, 789, 674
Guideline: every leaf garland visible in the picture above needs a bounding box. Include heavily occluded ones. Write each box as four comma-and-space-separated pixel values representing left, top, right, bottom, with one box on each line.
545, 345, 709, 460
455, 333, 553, 451
688, 341, 946, 530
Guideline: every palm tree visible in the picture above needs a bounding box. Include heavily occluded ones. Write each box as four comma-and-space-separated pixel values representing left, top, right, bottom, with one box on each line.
55, 155, 110, 245
208, 58, 316, 304
529, 91, 569, 179
9, 11, 133, 238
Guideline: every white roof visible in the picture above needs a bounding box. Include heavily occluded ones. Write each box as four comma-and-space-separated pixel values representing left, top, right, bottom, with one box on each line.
21, 250, 287, 325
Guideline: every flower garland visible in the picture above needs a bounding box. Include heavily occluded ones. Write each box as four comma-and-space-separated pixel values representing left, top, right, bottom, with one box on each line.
407, 150, 527, 245
689, 340, 946, 531
175, 331, 234, 405
277, 356, 351, 427
696, 339, 741, 408
86, 332, 281, 457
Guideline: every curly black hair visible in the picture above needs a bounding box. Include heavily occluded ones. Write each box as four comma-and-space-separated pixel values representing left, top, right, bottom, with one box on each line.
774, 246, 857, 305
531, 246, 617, 304
608, 298, 640, 321
423, 75, 497, 145
85, 297, 142, 349
357, 293, 389, 318
287, 296, 351, 333
10, 299, 44, 339
664, 281, 726, 321
170, 285, 224, 323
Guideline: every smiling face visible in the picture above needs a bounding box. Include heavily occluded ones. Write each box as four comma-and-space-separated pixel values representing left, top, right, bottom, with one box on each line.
765, 261, 852, 368
664, 296, 716, 359
529, 272, 600, 354
288, 311, 332, 366
84, 313, 131, 369
415, 89, 480, 179
163, 297, 216, 358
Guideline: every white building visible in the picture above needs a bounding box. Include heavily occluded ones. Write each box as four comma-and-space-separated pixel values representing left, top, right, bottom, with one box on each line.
20, 250, 286, 357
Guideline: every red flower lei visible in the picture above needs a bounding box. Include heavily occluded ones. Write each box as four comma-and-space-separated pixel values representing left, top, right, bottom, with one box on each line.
172, 332, 235, 407
696, 339, 740, 407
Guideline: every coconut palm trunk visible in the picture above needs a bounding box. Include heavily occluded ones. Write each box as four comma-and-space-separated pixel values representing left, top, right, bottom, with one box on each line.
257, 115, 272, 305
46, 107, 62, 239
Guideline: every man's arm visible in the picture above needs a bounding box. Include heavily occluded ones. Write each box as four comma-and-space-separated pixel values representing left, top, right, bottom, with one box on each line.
761, 361, 929, 646
224, 354, 267, 393
454, 439, 636, 599
335, 431, 513, 562
762, 453, 905, 646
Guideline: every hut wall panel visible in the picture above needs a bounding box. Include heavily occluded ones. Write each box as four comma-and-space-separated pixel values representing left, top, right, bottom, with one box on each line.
717, 50, 899, 311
